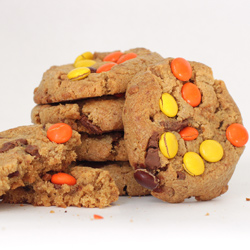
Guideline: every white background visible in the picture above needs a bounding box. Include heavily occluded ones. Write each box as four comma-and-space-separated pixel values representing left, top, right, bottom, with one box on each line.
0, 0, 250, 249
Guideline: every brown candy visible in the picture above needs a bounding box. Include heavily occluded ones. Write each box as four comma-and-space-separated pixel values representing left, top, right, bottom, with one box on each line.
134, 169, 159, 190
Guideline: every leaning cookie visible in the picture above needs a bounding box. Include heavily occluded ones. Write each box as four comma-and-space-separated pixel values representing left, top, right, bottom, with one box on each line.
123, 57, 248, 203
33, 48, 163, 104
1, 166, 119, 208
0, 124, 81, 196
78, 162, 150, 196
32, 95, 124, 134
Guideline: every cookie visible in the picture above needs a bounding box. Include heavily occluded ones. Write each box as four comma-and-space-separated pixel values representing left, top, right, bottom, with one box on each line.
123, 57, 248, 203
78, 162, 150, 196
0, 124, 81, 196
1, 166, 119, 208
76, 132, 128, 162
33, 48, 163, 104
32, 95, 124, 134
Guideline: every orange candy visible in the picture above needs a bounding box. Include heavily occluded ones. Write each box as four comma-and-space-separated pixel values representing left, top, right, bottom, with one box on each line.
93, 214, 104, 220
103, 51, 124, 62
226, 123, 248, 147
51, 173, 76, 186
47, 123, 72, 144
171, 58, 192, 81
117, 53, 137, 64
181, 82, 201, 107
179, 127, 199, 141
96, 63, 117, 73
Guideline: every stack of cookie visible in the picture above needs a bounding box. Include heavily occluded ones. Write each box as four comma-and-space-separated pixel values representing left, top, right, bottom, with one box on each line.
28, 48, 164, 202
0, 48, 248, 208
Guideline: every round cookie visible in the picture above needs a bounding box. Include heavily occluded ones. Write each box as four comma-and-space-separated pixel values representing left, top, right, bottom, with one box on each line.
123, 57, 248, 203
33, 48, 164, 104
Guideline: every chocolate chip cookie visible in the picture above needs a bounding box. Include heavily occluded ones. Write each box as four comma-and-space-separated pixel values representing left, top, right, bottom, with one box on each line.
32, 95, 124, 134
0, 124, 81, 196
123, 57, 248, 203
33, 48, 163, 104
1, 166, 119, 208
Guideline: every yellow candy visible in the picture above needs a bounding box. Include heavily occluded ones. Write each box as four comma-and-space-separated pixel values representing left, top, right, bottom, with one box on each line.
159, 132, 178, 159
199, 140, 223, 162
75, 59, 96, 68
67, 67, 90, 81
183, 152, 205, 176
159, 93, 178, 117
74, 51, 94, 66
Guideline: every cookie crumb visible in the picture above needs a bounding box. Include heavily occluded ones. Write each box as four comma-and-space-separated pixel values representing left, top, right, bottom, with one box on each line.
64, 210, 67, 213
205, 213, 210, 216
50, 210, 55, 214
93, 214, 103, 220
246, 198, 250, 201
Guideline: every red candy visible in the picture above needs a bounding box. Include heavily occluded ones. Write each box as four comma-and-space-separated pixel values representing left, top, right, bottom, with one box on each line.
47, 123, 72, 144
181, 82, 201, 107
226, 123, 248, 147
117, 53, 137, 64
171, 58, 192, 81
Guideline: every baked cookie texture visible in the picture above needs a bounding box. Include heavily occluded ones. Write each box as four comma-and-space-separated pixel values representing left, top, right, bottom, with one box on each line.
76, 132, 128, 162
33, 48, 164, 104
78, 162, 150, 196
2, 166, 119, 208
123, 58, 245, 203
0, 124, 81, 196
32, 96, 124, 134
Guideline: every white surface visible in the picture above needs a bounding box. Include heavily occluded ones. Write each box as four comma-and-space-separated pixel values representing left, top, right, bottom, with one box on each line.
0, 0, 250, 249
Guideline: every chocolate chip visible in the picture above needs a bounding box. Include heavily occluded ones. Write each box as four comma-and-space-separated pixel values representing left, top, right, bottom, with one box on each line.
145, 148, 161, 171
145, 132, 161, 171
147, 131, 159, 149
8, 171, 20, 178
160, 119, 189, 132
80, 114, 103, 134
0, 138, 28, 153
134, 169, 159, 190
25, 145, 41, 159
0, 142, 16, 153
177, 171, 186, 180
15, 139, 28, 145
88, 67, 97, 73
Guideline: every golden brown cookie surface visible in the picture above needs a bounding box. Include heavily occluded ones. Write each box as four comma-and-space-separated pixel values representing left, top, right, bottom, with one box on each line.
33, 48, 163, 104
123, 58, 247, 203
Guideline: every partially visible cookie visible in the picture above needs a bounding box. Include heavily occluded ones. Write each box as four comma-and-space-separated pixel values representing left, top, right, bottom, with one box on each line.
78, 162, 151, 196
0, 124, 81, 196
32, 95, 124, 134
1, 166, 119, 208
123, 57, 247, 203
33, 48, 163, 104
76, 132, 128, 162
